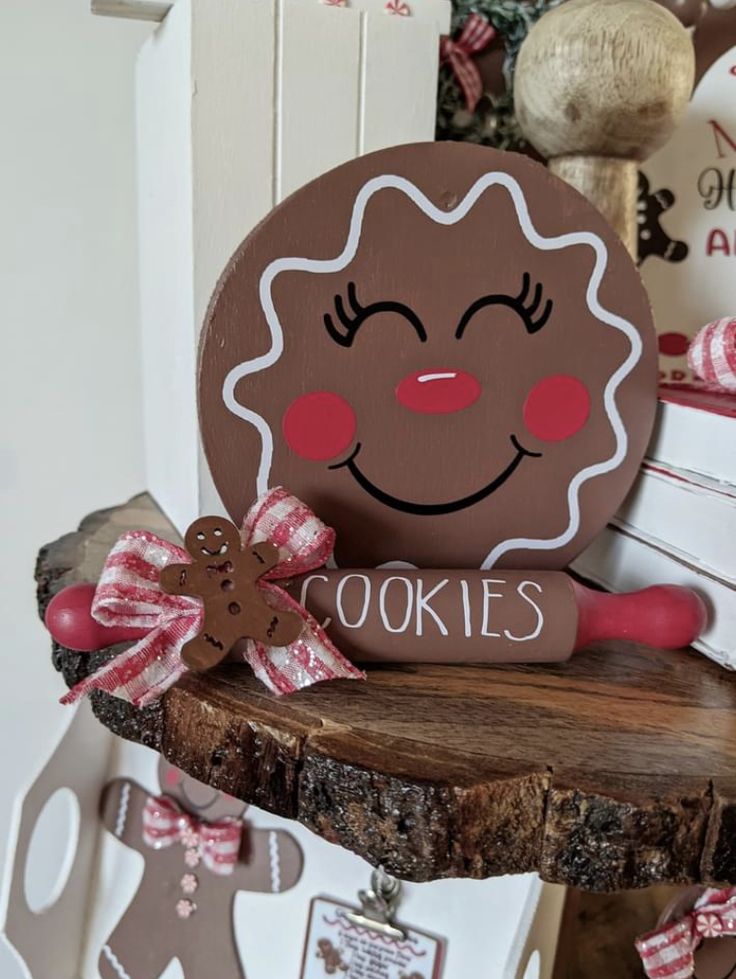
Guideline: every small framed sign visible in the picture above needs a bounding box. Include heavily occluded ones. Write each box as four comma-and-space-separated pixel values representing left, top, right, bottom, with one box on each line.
299, 896, 446, 979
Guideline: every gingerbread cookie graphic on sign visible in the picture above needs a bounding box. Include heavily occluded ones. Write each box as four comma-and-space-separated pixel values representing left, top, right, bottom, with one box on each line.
199, 143, 657, 569
637, 171, 689, 267
98, 756, 303, 979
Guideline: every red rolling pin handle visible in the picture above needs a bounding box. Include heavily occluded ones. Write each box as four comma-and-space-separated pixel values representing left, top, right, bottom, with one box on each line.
44, 583, 148, 652
572, 582, 708, 652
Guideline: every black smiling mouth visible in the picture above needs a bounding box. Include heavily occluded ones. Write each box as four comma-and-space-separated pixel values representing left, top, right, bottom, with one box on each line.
328, 435, 542, 516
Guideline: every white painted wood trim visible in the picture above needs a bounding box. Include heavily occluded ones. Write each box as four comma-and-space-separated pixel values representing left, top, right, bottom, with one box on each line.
91, 0, 173, 22
348, 0, 450, 32
92, 0, 449, 32
137, 0, 199, 534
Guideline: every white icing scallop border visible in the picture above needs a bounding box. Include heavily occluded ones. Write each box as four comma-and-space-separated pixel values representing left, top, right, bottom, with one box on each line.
222, 171, 642, 569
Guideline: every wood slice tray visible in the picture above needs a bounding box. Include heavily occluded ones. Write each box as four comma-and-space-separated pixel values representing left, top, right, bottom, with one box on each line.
36, 494, 736, 892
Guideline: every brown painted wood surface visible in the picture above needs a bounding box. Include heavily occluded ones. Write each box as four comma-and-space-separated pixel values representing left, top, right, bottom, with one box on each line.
36, 494, 736, 891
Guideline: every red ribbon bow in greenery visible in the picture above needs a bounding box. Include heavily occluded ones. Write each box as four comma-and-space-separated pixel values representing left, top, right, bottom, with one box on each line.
440, 14, 496, 113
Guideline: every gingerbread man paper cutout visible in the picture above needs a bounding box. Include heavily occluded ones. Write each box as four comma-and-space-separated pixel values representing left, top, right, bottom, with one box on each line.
98, 757, 303, 979
637, 171, 688, 267
159, 516, 302, 671
199, 142, 657, 570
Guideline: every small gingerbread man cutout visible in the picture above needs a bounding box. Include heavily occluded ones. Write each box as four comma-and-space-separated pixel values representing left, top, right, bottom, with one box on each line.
98, 757, 303, 979
159, 516, 303, 672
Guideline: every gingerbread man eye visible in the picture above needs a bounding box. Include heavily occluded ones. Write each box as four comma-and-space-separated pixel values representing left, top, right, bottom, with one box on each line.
196, 532, 205, 542
456, 273, 553, 338
523, 375, 591, 442
324, 282, 427, 347
283, 391, 357, 461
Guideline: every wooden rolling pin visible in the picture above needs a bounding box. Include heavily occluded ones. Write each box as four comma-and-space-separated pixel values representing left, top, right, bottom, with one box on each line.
514, 0, 695, 257
45, 575, 706, 666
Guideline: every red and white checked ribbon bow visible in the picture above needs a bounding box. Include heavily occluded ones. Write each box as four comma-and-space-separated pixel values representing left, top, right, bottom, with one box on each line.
440, 14, 495, 112
60, 487, 364, 707
636, 888, 736, 978
142, 794, 242, 876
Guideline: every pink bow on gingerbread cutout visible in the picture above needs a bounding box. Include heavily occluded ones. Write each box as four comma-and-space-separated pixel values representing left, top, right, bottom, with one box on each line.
636, 888, 736, 978
142, 794, 242, 876
60, 488, 364, 707
440, 14, 496, 113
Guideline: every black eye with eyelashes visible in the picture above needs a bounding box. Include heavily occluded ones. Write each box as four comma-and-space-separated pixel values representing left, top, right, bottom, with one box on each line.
455, 273, 553, 339
324, 282, 427, 347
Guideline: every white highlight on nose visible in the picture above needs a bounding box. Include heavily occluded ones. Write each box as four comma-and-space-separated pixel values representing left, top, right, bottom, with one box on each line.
417, 372, 458, 383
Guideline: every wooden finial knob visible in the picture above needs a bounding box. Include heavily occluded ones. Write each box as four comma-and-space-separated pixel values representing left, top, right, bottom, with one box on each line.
515, 0, 695, 255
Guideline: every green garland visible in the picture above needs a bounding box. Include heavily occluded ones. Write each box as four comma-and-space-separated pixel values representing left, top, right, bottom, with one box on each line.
436, 0, 560, 151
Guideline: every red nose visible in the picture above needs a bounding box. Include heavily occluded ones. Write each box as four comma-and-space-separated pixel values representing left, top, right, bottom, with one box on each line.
396, 369, 481, 414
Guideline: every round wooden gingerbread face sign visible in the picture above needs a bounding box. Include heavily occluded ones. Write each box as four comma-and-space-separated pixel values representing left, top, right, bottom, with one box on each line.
199, 143, 657, 569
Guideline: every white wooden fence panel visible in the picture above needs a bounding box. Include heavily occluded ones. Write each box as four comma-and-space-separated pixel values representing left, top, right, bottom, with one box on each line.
136, 0, 451, 528
362, 17, 441, 152
279, 2, 363, 199
191, 0, 276, 325
137, 0, 199, 534
191, 0, 279, 511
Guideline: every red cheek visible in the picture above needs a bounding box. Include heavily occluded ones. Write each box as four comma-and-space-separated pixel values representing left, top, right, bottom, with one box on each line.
523, 375, 591, 442
282, 391, 357, 461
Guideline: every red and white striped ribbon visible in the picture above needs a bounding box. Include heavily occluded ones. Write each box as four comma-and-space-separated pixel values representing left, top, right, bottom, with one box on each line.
60, 488, 364, 707
440, 14, 496, 112
636, 888, 736, 978
688, 317, 736, 392
142, 794, 242, 876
